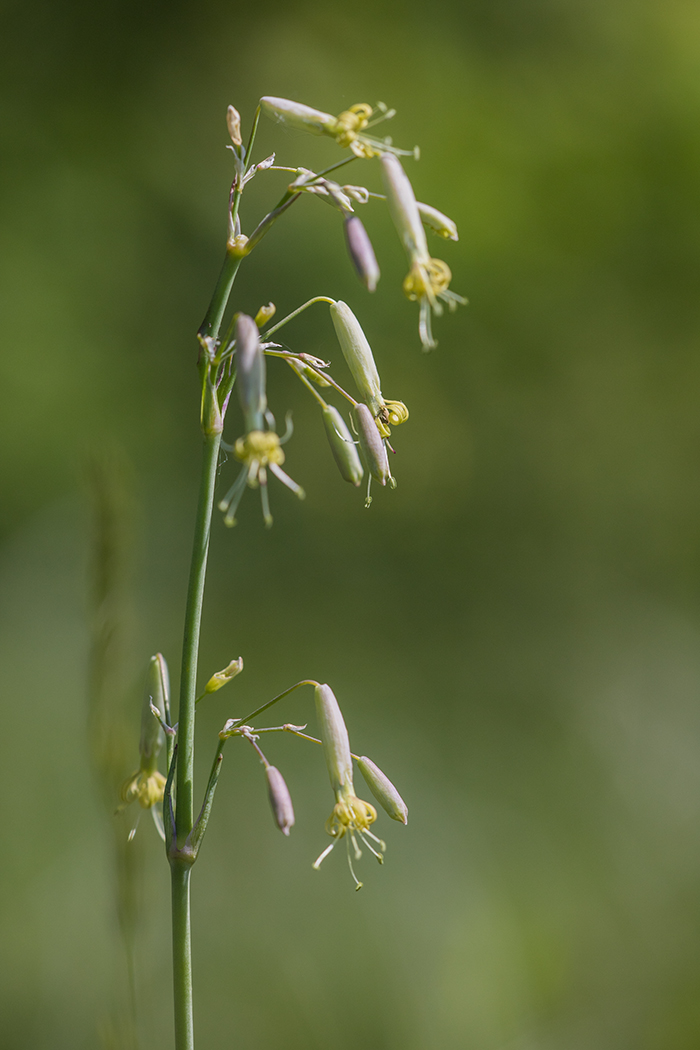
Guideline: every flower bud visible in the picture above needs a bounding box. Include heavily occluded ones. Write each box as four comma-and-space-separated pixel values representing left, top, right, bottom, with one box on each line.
353, 404, 391, 486
357, 756, 408, 824
380, 152, 429, 260
260, 96, 336, 136
265, 765, 295, 836
204, 657, 244, 694
255, 302, 276, 327
330, 301, 383, 418
140, 654, 168, 767
344, 216, 380, 292
227, 105, 242, 147
322, 405, 364, 487
235, 313, 267, 432
416, 201, 458, 241
314, 683, 353, 794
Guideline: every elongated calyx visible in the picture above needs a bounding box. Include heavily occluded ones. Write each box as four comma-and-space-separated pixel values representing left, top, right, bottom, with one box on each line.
322, 405, 364, 487
330, 301, 383, 419
353, 403, 391, 486
235, 313, 267, 432
140, 653, 168, 766
357, 756, 408, 824
314, 683, 353, 794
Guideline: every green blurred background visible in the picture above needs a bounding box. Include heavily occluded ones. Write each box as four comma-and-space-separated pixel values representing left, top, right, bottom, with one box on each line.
3, 0, 700, 1046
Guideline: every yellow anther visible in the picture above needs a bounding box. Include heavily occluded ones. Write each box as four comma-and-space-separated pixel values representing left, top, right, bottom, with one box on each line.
120, 770, 167, 810
384, 400, 409, 426
402, 258, 453, 301
234, 431, 285, 467
325, 795, 377, 838
333, 103, 373, 148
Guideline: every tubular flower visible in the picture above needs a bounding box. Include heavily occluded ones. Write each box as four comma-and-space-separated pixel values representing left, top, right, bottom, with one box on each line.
260, 96, 416, 159
313, 684, 386, 890
380, 152, 466, 351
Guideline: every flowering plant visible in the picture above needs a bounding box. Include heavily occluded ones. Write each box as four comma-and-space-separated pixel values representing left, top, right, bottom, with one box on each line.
113, 95, 462, 1050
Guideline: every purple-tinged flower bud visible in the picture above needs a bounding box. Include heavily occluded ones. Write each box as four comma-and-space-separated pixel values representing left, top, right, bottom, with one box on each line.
353, 403, 391, 486
322, 405, 364, 487
265, 765, 295, 836
235, 313, 267, 432
314, 683, 354, 794
357, 756, 408, 825
344, 216, 380, 292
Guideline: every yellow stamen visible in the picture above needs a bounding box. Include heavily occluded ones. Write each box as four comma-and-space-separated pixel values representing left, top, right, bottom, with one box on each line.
234, 431, 285, 468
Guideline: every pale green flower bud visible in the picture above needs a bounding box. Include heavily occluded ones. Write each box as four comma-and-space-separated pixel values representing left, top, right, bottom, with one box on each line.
265, 765, 295, 836
235, 313, 267, 432
357, 756, 408, 824
255, 302, 276, 327
380, 152, 429, 261
322, 405, 364, 487
204, 657, 243, 694
260, 96, 336, 136
314, 683, 353, 794
330, 301, 383, 419
416, 201, 458, 241
353, 403, 391, 486
344, 216, 380, 292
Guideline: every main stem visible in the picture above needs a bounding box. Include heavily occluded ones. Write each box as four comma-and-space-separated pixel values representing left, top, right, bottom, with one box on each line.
171, 864, 193, 1050
171, 428, 222, 1050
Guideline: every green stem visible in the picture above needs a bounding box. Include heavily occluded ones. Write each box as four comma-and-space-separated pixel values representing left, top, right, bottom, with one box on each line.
169, 429, 221, 1050
175, 430, 222, 842
171, 864, 193, 1050
198, 251, 242, 341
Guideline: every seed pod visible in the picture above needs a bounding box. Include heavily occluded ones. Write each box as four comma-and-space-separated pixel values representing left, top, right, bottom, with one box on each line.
344, 215, 380, 292
265, 766, 295, 836
416, 201, 458, 242
235, 313, 266, 432
314, 683, 353, 794
140, 654, 168, 768
322, 405, 364, 487
357, 756, 408, 825
353, 403, 391, 485
330, 301, 384, 418
260, 96, 336, 136
380, 152, 429, 261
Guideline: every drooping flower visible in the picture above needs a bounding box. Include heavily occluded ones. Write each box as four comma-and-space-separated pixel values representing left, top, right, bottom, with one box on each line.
260, 97, 416, 159
218, 314, 305, 527
380, 153, 466, 350
312, 683, 387, 890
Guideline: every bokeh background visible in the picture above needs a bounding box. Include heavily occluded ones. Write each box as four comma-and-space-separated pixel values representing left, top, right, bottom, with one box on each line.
3, 0, 700, 1046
